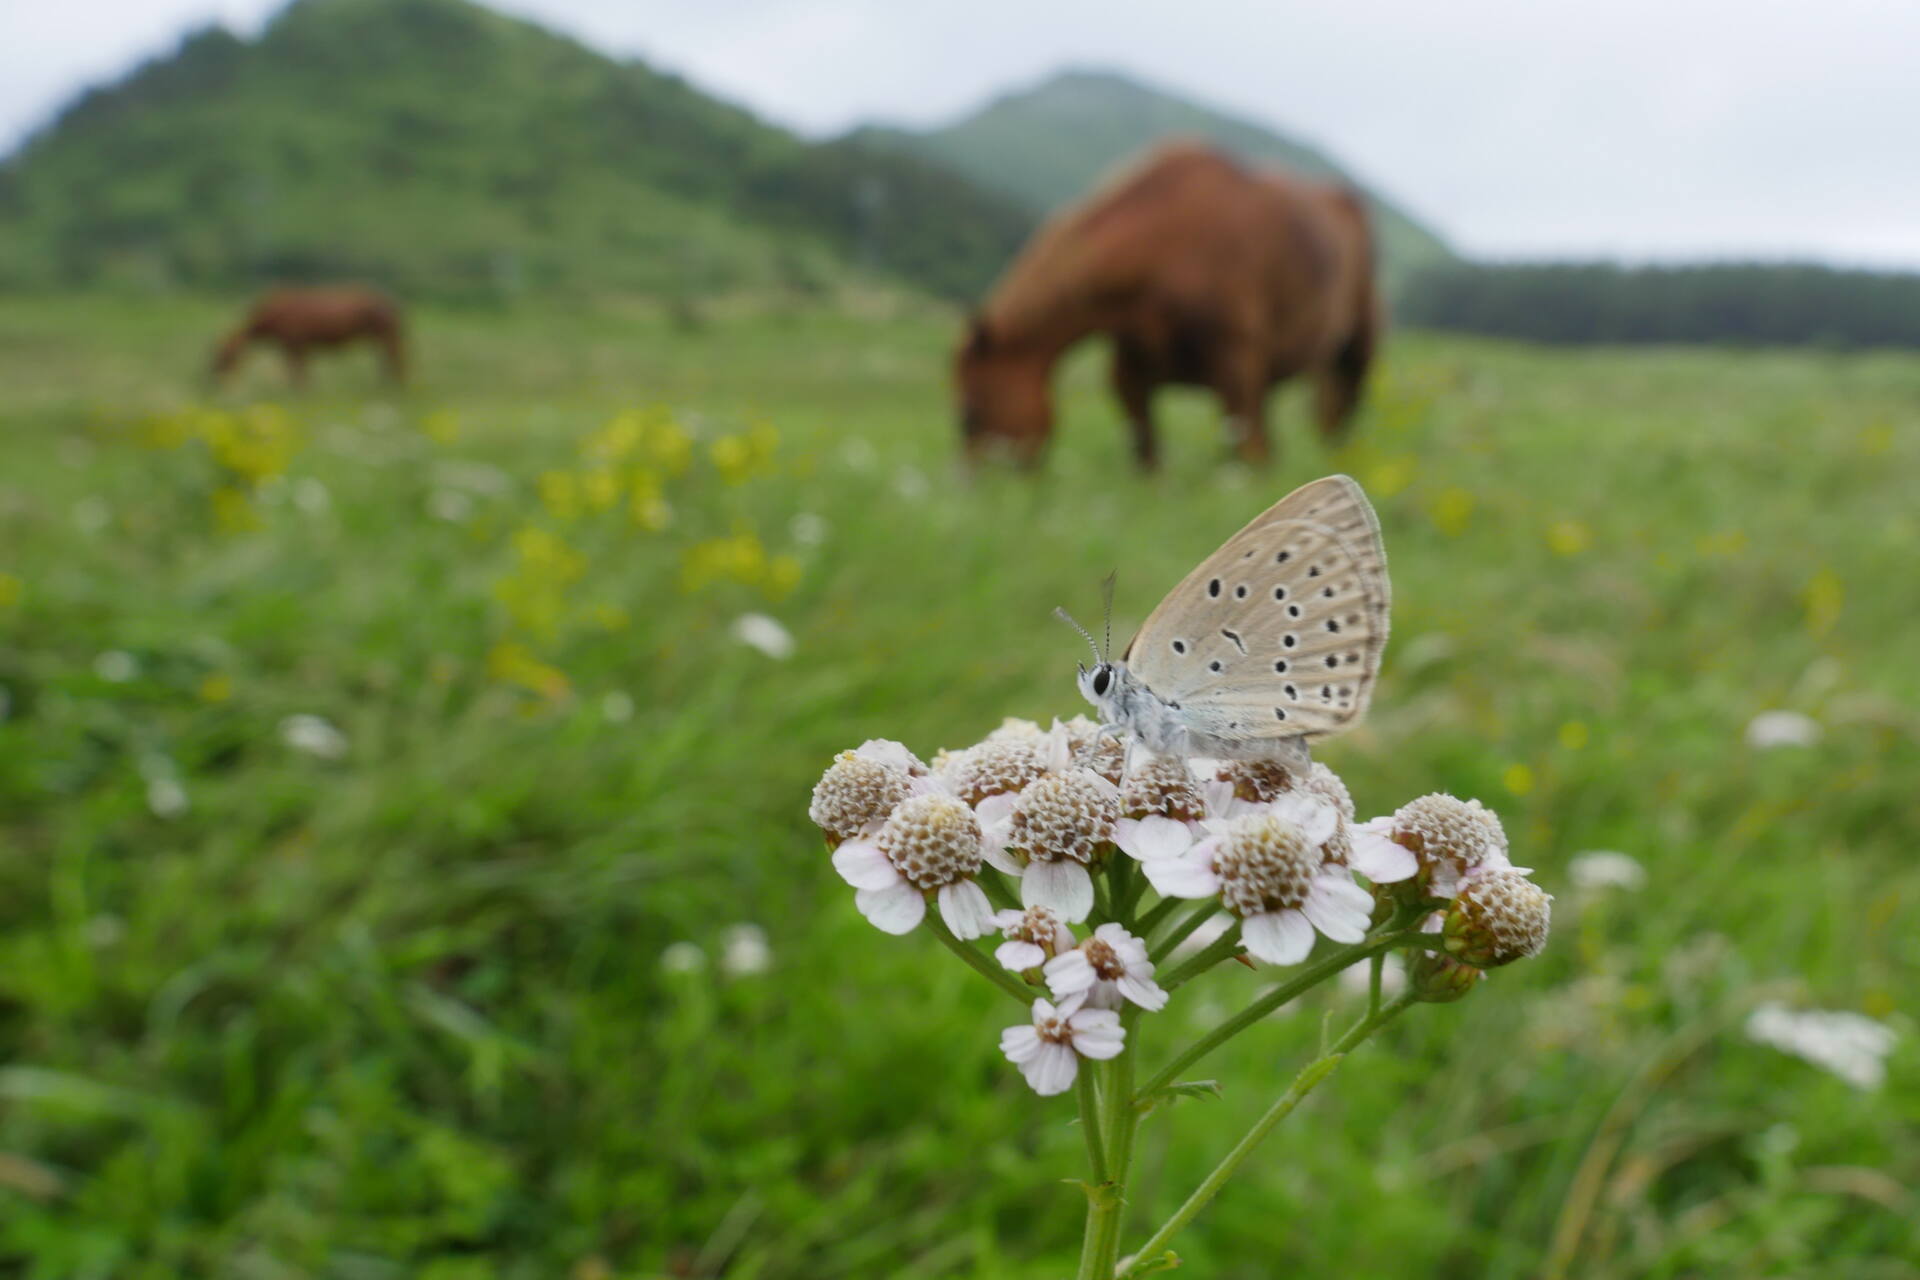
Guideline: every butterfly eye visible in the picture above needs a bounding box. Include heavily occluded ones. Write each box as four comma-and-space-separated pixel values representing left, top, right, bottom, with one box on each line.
1092, 668, 1112, 696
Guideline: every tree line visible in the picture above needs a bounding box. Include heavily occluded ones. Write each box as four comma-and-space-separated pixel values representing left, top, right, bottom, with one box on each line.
1401, 261, 1920, 348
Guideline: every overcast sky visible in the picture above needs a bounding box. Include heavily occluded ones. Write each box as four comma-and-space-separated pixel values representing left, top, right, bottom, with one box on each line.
5, 0, 1918, 268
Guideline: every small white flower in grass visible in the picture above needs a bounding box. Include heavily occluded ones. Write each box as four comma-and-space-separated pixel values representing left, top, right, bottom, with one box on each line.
831, 792, 998, 938
1746, 710, 1820, 750
994, 905, 1074, 972
720, 924, 772, 976
1046, 923, 1167, 1011
660, 941, 705, 974
427, 488, 474, 522
94, 650, 138, 683
1000, 993, 1126, 1096
146, 777, 189, 819
280, 713, 349, 761
1149, 803, 1373, 966
892, 464, 930, 499
601, 691, 635, 724
73, 496, 111, 534
731, 612, 795, 660
1569, 850, 1645, 892
292, 477, 331, 513
1746, 1003, 1895, 1090
789, 512, 828, 546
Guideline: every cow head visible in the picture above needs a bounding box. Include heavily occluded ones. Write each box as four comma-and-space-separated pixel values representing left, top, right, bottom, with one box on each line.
953, 316, 1053, 467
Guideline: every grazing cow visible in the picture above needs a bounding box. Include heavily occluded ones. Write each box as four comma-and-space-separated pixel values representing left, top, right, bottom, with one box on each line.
955, 143, 1380, 468
211, 286, 407, 387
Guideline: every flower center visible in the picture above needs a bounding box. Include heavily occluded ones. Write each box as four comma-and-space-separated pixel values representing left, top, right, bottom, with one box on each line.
1084, 937, 1126, 980
1035, 1012, 1075, 1045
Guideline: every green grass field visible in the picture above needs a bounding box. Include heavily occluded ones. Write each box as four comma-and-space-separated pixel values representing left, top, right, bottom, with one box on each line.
1, 295, 1915, 1278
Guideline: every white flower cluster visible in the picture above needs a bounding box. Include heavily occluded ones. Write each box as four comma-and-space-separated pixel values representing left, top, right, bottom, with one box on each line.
809, 720, 1553, 1093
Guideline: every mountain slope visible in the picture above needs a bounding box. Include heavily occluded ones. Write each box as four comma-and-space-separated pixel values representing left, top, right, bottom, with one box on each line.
853, 69, 1455, 294
0, 0, 1033, 300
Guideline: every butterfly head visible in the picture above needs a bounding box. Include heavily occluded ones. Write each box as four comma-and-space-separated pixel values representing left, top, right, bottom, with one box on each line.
1076, 661, 1124, 718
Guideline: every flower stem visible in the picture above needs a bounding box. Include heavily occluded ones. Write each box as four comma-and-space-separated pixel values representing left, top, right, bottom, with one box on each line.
1137, 930, 1412, 1101
1119, 990, 1419, 1276
1148, 900, 1222, 965
925, 911, 1035, 1003
1133, 894, 1179, 941
1077, 1064, 1108, 1183
1082, 1022, 1142, 1279
1155, 922, 1243, 991
978, 869, 1021, 912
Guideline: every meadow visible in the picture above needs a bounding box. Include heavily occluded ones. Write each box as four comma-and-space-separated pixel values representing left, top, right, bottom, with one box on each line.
0, 294, 1915, 1279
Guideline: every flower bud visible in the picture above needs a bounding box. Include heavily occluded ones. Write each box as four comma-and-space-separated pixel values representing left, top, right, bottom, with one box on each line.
1443, 869, 1551, 967
1407, 949, 1484, 1003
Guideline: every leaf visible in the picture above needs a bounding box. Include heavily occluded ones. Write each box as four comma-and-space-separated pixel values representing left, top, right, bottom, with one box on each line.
1137, 1079, 1223, 1114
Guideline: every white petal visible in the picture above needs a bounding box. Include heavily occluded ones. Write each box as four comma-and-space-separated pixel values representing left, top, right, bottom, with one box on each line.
1044, 949, 1099, 997
1067, 1009, 1126, 1059
1142, 853, 1219, 899
1302, 875, 1373, 942
1081, 980, 1123, 1010
1000, 1023, 1043, 1063
1273, 793, 1338, 845
1023, 860, 1094, 922
975, 791, 1018, 832
1200, 778, 1238, 818
1117, 974, 1169, 1011
938, 880, 996, 940
1023, 1042, 1080, 1095
1241, 910, 1314, 965
982, 841, 1024, 877
1349, 828, 1419, 882
1115, 814, 1195, 862
992, 908, 1027, 932
1038, 725, 1073, 773
854, 739, 919, 772
854, 884, 926, 934
996, 939, 1045, 971
832, 840, 903, 890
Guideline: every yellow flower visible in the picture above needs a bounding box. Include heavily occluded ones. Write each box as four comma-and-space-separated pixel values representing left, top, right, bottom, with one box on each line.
580, 466, 622, 512
486, 641, 570, 701
645, 414, 694, 477
1694, 529, 1748, 558
583, 412, 644, 462
511, 525, 586, 584
1430, 486, 1475, 537
1502, 763, 1535, 796
1546, 519, 1591, 556
764, 554, 802, 600
1557, 720, 1589, 751
197, 672, 234, 703
1804, 568, 1843, 639
590, 603, 631, 632
680, 530, 768, 594
421, 410, 460, 444
1365, 455, 1416, 498
211, 485, 260, 533
538, 471, 581, 521
0, 572, 21, 607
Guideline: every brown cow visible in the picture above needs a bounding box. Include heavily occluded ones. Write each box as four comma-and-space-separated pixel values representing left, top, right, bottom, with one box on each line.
955, 143, 1379, 469
211, 286, 407, 387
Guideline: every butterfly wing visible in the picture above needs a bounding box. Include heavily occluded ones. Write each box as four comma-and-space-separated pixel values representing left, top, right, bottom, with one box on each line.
1126, 476, 1390, 745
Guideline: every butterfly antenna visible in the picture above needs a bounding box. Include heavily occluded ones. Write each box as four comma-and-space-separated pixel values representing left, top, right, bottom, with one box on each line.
1100, 571, 1117, 661
1053, 607, 1102, 666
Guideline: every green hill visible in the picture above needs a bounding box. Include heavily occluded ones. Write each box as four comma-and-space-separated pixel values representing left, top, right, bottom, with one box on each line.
852, 69, 1456, 296
0, 0, 1033, 301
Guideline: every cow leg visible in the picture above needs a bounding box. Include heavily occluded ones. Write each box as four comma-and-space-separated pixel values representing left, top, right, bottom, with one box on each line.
1314, 306, 1377, 443
1214, 351, 1273, 465
1109, 340, 1160, 470
283, 343, 309, 389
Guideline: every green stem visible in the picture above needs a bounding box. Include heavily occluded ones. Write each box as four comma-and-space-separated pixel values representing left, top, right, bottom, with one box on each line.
1148, 900, 1219, 963
1077, 1065, 1109, 1183
925, 910, 1035, 1004
1368, 952, 1384, 1016
1120, 990, 1419, 1276
978, 869, 1021, 913
1138, 930, 1412, 1101
1155, 922, 1243, 992
1087, 1023, 1141, 1277
1133, 895, 1179, 941
1107, 857, 1139, 927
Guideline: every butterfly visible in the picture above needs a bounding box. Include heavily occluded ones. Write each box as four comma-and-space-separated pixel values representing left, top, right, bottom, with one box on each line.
1069, 475, 1390, 772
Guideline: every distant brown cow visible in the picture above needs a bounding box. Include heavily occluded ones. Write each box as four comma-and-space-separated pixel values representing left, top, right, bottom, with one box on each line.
955, 143, 1379, 468
211, 286, 407, 387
